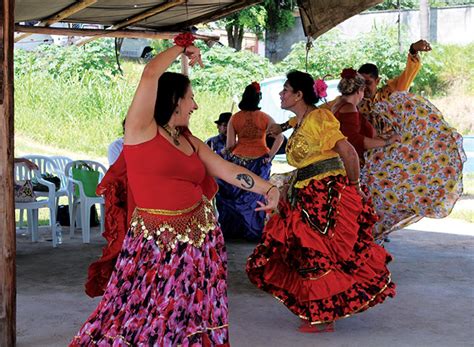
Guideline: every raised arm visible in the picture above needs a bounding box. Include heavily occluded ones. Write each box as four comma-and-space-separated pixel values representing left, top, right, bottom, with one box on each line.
386, 40, 431, 93
124, 44, 202, 145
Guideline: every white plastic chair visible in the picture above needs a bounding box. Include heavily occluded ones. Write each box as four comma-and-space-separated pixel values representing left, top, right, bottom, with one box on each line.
65, 160, 106, 243
14, 162, 59, 247
24, 154, 69, 210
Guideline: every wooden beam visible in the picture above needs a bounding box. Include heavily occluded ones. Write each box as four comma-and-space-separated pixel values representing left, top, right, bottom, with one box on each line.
14, 25, 220, 41
77, 0, 186, 46
162, 0, 263, 31
0, 0, 16, 345
14, 0, 98, 42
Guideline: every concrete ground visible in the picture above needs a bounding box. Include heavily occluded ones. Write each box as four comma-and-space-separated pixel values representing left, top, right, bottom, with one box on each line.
16, 217, 474, 347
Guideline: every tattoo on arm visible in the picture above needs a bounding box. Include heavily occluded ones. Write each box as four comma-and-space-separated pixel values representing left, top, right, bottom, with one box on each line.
236, 173, 255, 189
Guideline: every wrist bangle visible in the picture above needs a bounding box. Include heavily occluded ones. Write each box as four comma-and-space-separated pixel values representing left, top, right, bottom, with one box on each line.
349, 179, 360, 186
409, 44, 417, 55
266, 185, 277, 195
280, 121, 291, 132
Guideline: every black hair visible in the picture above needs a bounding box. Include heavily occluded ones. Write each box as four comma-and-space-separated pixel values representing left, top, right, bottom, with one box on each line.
238, 84, 261, 111
358, 63, 379, 79
286, 70, 319, 105
154, 72, 191, 126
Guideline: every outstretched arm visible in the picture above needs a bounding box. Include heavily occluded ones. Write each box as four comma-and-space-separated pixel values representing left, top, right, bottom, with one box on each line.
266, 115, 284, 159
192, 137, 279, 212
124, 44, 202, 145
386, 39, 431, 93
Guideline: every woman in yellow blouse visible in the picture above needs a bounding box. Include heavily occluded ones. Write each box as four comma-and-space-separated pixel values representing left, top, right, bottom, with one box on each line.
246, 70, 395, 333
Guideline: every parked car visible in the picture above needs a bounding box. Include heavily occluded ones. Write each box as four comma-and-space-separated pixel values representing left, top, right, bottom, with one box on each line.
260, 75, 340, 161
119, 38, 153, 60
260, 75, 340, 129
14, 33, 54, 51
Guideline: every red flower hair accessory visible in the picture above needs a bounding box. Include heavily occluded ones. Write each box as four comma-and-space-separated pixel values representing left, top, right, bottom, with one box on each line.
341, 68, 357, 79
251, 81, 261, 94
174, 32, 196, 47
313, 79, 327, 98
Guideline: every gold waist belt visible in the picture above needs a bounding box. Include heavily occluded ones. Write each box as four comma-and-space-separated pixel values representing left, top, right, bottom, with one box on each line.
131, 197, 216, 252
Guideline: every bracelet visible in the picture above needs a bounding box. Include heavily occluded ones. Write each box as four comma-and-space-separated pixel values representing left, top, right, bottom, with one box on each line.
280, 121, 292, 132
174, 32, 196, 49
409, 44, 417, 55
266, 185, 277, 195
348, 179, 360, 186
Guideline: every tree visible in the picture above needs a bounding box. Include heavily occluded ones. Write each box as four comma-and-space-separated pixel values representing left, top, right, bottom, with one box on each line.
369, 0, 418, 10
219, 0, 296, 51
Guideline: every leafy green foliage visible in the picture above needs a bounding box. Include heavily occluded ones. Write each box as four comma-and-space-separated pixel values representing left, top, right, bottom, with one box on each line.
189, 45, 277, 96
369, 0, 418, 11
263, 0, 296, 33
276, 26, 455, 95
14, 39, 121, 82
368, 0, 474, 10
217, 0, 296, 49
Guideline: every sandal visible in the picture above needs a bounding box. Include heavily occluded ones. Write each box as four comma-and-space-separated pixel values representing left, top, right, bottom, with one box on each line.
298, 320, 335, 334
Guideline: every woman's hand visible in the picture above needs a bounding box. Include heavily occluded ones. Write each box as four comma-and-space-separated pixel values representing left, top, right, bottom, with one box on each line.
411, 39, 432, 53
255, 185, 280, 212
183, 45, 204, 68
262, 154, 273, 164
386, 133, 401, 146
267, 123, 283, 137
356, 185, 369, 201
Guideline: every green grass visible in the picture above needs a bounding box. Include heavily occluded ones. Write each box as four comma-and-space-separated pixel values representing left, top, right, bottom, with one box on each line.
463, 173, 474, 196
14, 61, 233, 158
448, 209, 474, 224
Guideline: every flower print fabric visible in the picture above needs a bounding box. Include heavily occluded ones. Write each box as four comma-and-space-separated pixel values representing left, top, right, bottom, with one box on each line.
361, 92, 466, 239
71, 203, 229, 346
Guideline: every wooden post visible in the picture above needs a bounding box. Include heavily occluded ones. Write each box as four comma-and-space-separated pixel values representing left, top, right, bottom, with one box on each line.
180, 54, 189, 76
0, 0, 16, 345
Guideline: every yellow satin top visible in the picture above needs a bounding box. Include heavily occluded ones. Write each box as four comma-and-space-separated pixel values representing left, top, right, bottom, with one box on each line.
286, 109, 347, 188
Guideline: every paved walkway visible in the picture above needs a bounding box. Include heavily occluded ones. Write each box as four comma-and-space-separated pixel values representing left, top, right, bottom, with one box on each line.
16, 217, 474, 347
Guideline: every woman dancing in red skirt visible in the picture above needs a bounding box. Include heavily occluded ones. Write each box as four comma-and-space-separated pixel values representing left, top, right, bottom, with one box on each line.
247, 70, 395, 333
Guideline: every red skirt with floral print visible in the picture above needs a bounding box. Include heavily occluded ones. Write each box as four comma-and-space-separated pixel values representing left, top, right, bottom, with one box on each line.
246, 175, 395, 324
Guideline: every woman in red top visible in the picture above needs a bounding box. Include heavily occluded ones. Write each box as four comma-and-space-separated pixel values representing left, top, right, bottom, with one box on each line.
71, 37, 279, 347
217, 82, 283, 240
332, 68, 400, 162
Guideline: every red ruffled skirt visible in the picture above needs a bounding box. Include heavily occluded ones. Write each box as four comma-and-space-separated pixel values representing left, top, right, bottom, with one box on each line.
246, 175, 396, 324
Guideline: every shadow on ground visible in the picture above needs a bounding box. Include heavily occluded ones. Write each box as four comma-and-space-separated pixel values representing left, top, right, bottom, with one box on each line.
16, 223, 474, 347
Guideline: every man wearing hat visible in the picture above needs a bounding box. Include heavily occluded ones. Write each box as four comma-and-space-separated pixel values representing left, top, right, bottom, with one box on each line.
205, 112, 232, 155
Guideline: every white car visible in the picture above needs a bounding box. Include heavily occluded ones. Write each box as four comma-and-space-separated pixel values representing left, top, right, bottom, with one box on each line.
260, 75, 340, 130
119, 38, 153, 60
14, 33, 54, 51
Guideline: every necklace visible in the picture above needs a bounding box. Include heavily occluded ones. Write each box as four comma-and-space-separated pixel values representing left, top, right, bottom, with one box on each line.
295, 106, 314, 130
162, 124, 181, 145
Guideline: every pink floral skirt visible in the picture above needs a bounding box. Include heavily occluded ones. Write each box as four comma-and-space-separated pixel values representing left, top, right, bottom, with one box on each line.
70, 200, 229, 346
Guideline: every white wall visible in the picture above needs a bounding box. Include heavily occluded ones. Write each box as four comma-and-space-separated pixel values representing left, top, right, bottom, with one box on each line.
336, 6, 474, 45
